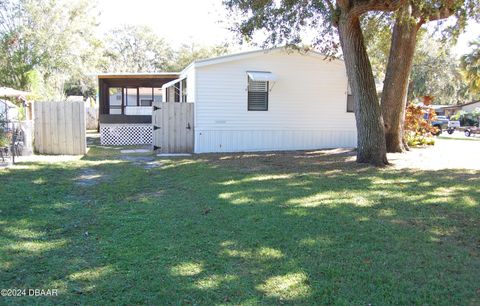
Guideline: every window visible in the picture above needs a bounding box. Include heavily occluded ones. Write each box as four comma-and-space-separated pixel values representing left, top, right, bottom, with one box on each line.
165, 80, 186, 102
346, 83, 354, 113
174, 82, 180, 102
125, 88, 137, 106
108, 87, 122, 114
248, 78, 268, 111
153, 88, 162, 103
139, 87, 153, 106
181, 79, 187, 102
166, 86, 177, 102
347, 94, 354, 112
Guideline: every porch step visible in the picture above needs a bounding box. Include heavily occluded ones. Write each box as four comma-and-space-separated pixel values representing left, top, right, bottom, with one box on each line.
120, 149, 151, 154
156, 153, 192, 157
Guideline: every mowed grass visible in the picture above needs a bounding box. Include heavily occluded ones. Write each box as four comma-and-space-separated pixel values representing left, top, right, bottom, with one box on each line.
0, 143, 479, 305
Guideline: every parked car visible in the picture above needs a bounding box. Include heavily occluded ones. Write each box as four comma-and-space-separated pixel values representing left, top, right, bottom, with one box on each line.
430, 115, 449, 136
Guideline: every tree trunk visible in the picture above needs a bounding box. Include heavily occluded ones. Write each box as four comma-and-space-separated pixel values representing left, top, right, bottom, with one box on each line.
337, 15, 388, 166
381, 7, 419, 152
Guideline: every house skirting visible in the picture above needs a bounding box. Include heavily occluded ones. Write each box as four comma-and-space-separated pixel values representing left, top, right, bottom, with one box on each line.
194, 130, 357, 153
100, 123, 153, 146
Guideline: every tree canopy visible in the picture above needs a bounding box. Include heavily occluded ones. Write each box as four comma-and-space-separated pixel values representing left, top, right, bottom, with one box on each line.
0, 0, 101, 100
460, 38, 480, 96
410, 35, 471, 104
0, 0, 231, 100
102, 24, 174, 73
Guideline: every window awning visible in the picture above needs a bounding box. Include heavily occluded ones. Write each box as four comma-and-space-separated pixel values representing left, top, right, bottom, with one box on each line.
247, 71, 277, 82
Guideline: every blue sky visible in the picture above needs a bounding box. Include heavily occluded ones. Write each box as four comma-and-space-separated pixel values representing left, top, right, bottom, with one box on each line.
97, 0, 479, 56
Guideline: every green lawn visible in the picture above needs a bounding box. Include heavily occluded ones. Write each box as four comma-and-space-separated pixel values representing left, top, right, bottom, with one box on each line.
1, 142, 479, 305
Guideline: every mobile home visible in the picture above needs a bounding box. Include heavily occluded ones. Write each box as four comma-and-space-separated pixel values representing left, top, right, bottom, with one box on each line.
99, 48, 357, 152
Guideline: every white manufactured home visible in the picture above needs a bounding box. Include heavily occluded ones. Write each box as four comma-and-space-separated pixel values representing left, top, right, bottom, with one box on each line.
99, 48, 357, 153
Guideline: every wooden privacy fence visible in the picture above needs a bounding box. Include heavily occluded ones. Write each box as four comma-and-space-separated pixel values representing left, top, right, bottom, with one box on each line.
34, 101, 86, 155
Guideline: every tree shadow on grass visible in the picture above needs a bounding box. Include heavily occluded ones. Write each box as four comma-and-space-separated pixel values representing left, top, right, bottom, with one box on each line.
0, 149, 479, 304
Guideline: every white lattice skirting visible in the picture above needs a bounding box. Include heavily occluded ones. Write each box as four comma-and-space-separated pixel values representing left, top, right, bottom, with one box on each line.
100, 124, 153, 146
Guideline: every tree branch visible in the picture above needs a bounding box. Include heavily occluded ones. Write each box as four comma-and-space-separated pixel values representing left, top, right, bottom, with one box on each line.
348, 0, 408, 17
325, 0, 334, 10
418, 0, 457, 23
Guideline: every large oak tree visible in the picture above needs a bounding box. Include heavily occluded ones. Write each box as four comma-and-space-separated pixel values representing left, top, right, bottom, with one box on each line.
224, 0, 479, 163
224, 0, 405, 166
379, 0, 479, 152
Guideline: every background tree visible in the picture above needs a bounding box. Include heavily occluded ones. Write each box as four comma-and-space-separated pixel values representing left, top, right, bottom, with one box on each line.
170, 42, 230, 71
460, 38, 480, 97
102, 25, 174, 73
0, 0, 101, 100
366, 27, 471, 105
410, 35, 470, 104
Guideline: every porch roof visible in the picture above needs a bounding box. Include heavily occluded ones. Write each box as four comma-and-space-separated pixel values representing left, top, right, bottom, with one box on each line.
97, 72, 180, 79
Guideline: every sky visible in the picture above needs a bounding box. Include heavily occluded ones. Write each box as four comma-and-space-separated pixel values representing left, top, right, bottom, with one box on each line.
97, 0, 234, 48
97, 0, 479, 56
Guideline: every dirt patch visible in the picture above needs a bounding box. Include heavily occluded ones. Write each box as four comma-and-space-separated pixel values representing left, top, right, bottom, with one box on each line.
75, 168, 103, 186
120, 154, 162, 169
123, 190, 164, 203
201, 148, 363, 173
198, 139, 480, 173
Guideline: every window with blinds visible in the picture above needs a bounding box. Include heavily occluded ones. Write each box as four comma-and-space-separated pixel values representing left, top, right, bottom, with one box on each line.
248, 78, 268, 111
346, 83, 354, 113
347, 94, 354, 112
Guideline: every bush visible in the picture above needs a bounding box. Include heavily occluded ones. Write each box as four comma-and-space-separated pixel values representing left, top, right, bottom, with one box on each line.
451, 109, 480, 127
0, 113, 10, 147
0, 129, 10, 147
404, 104, 437, 147
450, 110, 467, 121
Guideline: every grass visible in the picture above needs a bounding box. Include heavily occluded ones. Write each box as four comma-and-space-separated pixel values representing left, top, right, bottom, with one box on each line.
1, 140, 479, 305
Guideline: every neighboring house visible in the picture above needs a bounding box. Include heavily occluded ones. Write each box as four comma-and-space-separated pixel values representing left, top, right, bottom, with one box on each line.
460, 100, 480, 113
438, 105, 461, 117
99, 48, 356, 153
434, 100, 480, 118
0, 99, 19, 121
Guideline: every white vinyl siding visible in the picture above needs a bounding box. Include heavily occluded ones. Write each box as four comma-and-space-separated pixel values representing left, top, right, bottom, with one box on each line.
191, 50, 356, 153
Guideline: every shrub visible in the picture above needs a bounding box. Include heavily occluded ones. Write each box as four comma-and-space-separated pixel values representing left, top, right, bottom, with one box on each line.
472, 107, 480, 118
0, 129, 10, 147
404, 104, 437, 147
451, 109, 480, 126
450, 110, 467, 121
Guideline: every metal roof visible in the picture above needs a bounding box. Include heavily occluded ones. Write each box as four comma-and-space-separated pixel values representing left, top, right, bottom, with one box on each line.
0, 87, 30, 97
96, 72, 180, 79
181, 47, 343, 72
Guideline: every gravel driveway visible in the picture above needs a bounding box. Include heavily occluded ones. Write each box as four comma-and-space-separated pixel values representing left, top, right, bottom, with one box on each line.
388, 137, 480, 170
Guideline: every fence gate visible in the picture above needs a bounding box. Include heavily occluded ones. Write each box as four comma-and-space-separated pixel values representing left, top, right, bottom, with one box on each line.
152, 102, 194, 153
34, 101, 86, 155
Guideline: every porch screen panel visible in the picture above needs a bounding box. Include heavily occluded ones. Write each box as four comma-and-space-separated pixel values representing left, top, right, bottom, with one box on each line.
139, 87, 153, 106
153, 88, 162, 103
126, 88, 138, 106
108, 87, 122, 114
